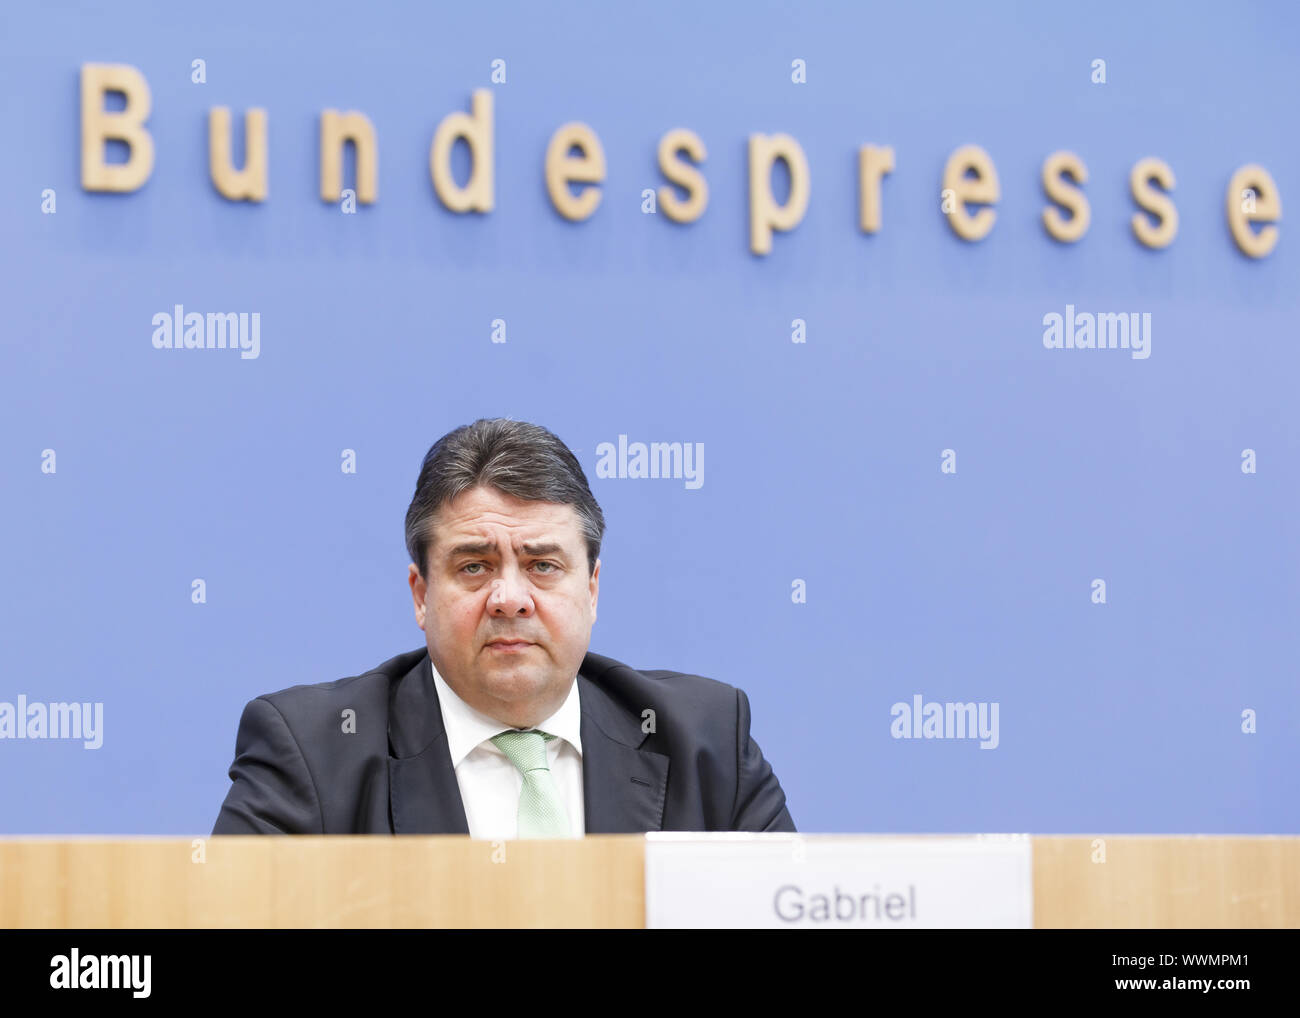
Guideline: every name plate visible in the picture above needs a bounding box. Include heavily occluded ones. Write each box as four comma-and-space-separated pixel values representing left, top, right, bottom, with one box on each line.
644, 834, 1033, 928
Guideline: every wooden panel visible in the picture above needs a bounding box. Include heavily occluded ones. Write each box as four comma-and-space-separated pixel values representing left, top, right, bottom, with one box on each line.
0, 836, 645, 929
2, 836, 1296, 928
1033, 836, 1300, 928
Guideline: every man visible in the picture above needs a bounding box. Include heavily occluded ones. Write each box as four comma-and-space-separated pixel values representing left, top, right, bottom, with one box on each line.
212, 418, 794, 836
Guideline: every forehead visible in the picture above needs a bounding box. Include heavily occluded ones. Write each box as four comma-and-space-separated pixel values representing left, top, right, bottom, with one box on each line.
432, 486, 582, 549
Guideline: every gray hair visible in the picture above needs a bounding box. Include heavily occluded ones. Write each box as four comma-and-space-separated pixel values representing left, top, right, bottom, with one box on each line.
404, 418, 605, 579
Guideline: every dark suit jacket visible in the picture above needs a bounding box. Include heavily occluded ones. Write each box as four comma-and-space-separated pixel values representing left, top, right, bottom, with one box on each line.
212, 646, 795, 835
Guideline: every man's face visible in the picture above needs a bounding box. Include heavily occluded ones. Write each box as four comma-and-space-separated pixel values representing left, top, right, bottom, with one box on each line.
408, 484, 600, 729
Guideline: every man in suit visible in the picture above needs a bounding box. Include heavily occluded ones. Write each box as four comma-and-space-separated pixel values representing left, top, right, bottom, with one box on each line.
213, 418, 795, 836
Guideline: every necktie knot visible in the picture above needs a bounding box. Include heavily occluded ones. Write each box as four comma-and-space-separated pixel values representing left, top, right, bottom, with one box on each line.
488, 729, 570, 838
490, 729, 554, 774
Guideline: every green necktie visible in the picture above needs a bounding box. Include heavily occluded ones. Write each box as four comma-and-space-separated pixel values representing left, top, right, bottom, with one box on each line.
490, 729, 573, 838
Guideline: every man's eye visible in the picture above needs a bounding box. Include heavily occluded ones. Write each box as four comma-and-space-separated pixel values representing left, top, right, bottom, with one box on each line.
461, 561, 557, 576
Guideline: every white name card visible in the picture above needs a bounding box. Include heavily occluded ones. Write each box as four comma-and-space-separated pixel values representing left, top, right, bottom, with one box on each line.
644, 833, 1033, 929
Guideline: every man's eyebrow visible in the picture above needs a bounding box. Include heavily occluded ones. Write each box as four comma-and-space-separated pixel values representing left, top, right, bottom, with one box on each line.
444, 540, 568, 559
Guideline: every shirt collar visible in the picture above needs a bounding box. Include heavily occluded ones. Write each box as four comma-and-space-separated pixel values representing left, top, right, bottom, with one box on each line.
428, 655, 583, 768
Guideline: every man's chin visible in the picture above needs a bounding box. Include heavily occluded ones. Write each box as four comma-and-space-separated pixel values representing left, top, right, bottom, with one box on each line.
479, 666, 549, 700
478, 664, 575, 716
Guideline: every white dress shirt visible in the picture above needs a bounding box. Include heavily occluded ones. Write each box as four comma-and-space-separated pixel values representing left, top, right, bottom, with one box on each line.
429, 659, 585, 839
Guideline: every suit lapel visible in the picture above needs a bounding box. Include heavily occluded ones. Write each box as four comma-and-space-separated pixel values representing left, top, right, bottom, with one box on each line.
387, 653, 469, 834
578, 668, 670, 834
386, 649, 670, 835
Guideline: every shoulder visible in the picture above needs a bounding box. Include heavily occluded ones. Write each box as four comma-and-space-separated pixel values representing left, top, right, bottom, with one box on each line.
580, 650, 743, 714
253, 646, 426, 720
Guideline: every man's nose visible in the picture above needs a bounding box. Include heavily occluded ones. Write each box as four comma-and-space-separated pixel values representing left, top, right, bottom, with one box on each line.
487, 566, 533, 615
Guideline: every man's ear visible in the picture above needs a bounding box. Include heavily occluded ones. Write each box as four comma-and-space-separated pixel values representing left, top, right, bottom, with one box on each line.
409, 563, 427, 629
589, 557, 600, 620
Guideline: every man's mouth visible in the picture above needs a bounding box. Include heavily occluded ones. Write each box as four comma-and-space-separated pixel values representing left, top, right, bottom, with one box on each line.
486, 640, 533, 653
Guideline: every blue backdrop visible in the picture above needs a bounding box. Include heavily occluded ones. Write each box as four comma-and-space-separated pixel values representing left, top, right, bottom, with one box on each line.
1, 0, 1295, 834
